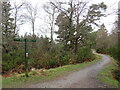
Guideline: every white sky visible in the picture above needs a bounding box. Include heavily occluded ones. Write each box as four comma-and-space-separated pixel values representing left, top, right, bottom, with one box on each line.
10, 0, 119, 39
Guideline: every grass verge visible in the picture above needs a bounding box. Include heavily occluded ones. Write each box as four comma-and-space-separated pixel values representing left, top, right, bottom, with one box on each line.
2, 54, 101, 88
98, 55, 119, 88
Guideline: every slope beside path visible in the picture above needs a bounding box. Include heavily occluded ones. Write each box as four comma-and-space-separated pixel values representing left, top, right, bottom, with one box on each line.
26, 51, 111, 88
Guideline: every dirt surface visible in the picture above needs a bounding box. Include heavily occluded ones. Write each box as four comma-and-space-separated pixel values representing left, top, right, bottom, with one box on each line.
26, 52, 111, 88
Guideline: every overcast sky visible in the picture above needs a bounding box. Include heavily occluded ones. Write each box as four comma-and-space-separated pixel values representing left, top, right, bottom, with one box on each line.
10, 0, 119, 39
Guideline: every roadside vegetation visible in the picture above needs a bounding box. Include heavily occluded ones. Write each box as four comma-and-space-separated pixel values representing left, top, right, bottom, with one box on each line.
2, 0, 119, 88
95, 23, 119, 86
98, 56, 119, 88
2, 1, 106, 76
3, 54, 101, 88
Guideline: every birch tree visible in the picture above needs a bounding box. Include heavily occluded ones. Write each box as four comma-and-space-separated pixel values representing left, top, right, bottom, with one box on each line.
43, 2, 56, 43
22, 2, 38, 39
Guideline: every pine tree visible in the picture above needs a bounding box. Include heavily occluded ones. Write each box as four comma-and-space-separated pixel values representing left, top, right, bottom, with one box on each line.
2, 1, 15, 54
96, 24, 109, 52
55, 1, 107, 54
2, 1, 14, 37
55, 11, 74, 51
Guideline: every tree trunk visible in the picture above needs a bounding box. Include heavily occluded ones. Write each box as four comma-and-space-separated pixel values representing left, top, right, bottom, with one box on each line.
74, 37, 78, 54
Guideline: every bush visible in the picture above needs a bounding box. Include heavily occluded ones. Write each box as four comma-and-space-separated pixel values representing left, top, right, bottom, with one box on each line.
77, 47, 94, 63
107, 46, 120, 82
2, 36, 96, 75
96, 48, 107, 53
112, 68, 120, 82
59, 51, 73, 65
107, 46, 119, 60
97, 45, 120, 82
2, 49, 24, 72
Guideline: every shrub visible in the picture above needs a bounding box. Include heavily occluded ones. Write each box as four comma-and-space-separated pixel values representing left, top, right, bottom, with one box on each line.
107, 46, 118, 60
2, 49, 24, 73
107, 45, 120, 82
77, 47, 94, 63
96, 48, 107, 53
59, 51, 72, 65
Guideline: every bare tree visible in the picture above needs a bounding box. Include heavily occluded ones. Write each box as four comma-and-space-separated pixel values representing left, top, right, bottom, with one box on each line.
11, 1, 25, 36
22, 1, 38, 39
43, 2, 56, 43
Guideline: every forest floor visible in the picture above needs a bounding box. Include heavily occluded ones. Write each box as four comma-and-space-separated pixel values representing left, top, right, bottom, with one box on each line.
25, 52, 113, 88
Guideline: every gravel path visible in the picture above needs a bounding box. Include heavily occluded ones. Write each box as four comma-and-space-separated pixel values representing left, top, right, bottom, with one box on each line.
26, 52, 111, 88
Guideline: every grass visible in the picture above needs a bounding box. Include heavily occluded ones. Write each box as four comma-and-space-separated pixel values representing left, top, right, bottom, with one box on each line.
0, 76, 1, 89
98, 55, 119, 88
2, 54, 101, 88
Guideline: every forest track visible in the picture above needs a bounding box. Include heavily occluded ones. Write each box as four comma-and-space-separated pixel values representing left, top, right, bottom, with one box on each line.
26, 51, 111, 88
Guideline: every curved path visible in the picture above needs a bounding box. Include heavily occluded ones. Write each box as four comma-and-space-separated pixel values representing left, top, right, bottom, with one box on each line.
26, 51, 111, 88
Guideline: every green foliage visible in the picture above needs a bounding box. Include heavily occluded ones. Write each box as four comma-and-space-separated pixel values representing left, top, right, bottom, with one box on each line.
98, 56, 119, 88
96, 48, 107, 53
55, 1, 107, 53
107, 46, 120, 81
2, 34, 96, 75
2, 1, 14, 36
59, 51, 74, 65
112, 68, 120, 82
2, 54, 101, 88
97, 45, 119, 63
2, 1, 18, 73
77, 47, 94, 63
107, 46, 119, 60
96, 45, 119, 83
2, 49, 24, 72
2, 1, 106, 76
